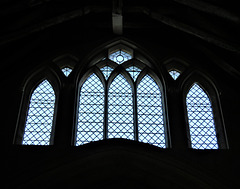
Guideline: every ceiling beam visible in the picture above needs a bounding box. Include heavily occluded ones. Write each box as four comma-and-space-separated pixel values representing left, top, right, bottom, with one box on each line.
1, 3, 239, 54
0, 7, 95, 46
112, 0, 123, 35
142, 8, 240, 54
172, 0, 239, 23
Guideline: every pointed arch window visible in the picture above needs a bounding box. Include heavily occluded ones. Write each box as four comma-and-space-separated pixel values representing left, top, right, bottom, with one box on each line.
15, 50, 227, 149
137, 75, 166, 148
186, 83, 218, 149
76, 74, 105, 146
108, 74, 134, 140
75, 48, 168, 148
22, 80, 56, 145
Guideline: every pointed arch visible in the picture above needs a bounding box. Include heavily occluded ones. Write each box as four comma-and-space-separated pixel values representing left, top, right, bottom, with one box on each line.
108, 74, 134, 140
186, 83, 218, 149
76, 73, 105, 145
73, 39, 169, 147
75, 37, 163, 71
22, 80, 56, 145
14, 67, 60, 145
137, 74, 166, 148
182, 71, 228, 149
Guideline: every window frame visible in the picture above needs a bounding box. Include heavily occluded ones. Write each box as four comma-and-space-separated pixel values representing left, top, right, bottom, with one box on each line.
14, 67, 60, 145
107, 71, 134, 140
136, 68, 170, 148
182, 71, 228, 149
73, 56, 170, 148
74, 68, 106, 145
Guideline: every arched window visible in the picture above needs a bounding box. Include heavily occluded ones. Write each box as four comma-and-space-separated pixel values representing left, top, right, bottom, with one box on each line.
137, 75, 165, 148
14, 47, 228, 149
22, 80, 56, 145
76, 74, 105, 145
75, 46, 168, 148
186, 83, 218, 149
108, 74, 134, 140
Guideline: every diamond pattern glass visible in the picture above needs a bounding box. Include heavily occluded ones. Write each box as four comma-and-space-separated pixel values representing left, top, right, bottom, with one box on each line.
126, 66, 141, 81
108, 74, 134, 140
137, 75, 166, 148
169, 70, 180, 80
76, 74, 104, 146
62, 67, 72, 77
22, 80, 55, 145
186, 83, 218, 149
109, 50, 132, 64
100, 66, 114, 80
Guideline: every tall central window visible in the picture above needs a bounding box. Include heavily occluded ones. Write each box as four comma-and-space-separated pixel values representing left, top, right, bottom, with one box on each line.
108, 74, 134, 139
76, 48, 167, 147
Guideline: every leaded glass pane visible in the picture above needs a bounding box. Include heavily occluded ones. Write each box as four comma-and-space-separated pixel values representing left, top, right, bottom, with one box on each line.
186, 83, 218, 149
100, 66, 114, 80
137, 75, 166, 148
62, 67, 72, 77
126, 66, 141, 81
76, 74, 104, 146
109, 50, 132, 64
22, 80, 55, 145
108, 74, 134, 140
169, 70, 180, 80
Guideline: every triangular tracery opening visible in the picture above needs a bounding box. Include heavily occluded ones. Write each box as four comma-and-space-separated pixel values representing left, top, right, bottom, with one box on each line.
126, 66, 141, 81
100, 66, 114, 80
169, 70, 181, 80
62, 67, 72, 77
